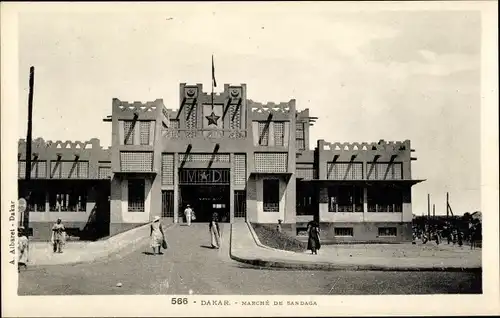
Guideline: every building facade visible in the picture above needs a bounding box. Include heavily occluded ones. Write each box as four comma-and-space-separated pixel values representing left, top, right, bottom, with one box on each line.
18, 83, 423, 242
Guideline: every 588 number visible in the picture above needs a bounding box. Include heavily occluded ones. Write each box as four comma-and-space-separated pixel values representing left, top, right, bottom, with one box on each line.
171, 298, 188, 305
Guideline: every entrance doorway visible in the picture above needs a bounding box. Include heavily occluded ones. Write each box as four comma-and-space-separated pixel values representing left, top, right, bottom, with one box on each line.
180, 185, 230, 223
178, 168, 231, 223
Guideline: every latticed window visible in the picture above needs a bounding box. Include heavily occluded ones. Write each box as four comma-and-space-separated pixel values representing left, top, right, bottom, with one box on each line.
296, 122, 305, 150
120, 152, 153, 172
139, 121, 151, 145
162, 190, 174, 217
161, 154, 174, 185
334, 227, 354, 237
296, 163, 315, 180
296, 181, 315, 215
328, 186, 363, 212
18, 160, 47, 178
124, 121, 135, 145
367, 186, 403, 212
274, 122, 285, 146
234, 154, 246, 185
185, 104, 197, 138
229, 103, 241, 130
51, 161, 89, 179
327, 162, 363, 180
378, 227, 397, 237
234, 190, 247, 218
258, 122, 269, 146
98, 167, 112, 179
179, 153, 230, 163
263, 179, 280, 212
128, 179, 145, 212
367, 162, 403, 180
254, 153, 288, 173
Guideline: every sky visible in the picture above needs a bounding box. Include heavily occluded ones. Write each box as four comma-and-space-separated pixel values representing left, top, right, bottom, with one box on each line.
17, 4, 481, 215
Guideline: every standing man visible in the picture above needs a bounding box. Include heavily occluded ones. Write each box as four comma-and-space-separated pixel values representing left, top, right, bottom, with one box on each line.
184, 204, 193, 226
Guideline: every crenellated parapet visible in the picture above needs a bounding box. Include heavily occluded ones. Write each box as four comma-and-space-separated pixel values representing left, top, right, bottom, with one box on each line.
112, 98, 163, 121
248, 99, 292, 114
18, 138, 111, 161
319, 139, 411, 153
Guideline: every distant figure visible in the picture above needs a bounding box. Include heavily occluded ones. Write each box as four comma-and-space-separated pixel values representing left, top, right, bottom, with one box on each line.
452, 228, 458, 245
276, 219, 283, 233
18, 227, 29, 272
470, 223, 481, 250
150, 216, 166, 255
209, 213, 221, 249
307, 221, 321, 255
51, 218, 66, 253
457, 230, 463, 247
184, 204, 193, 226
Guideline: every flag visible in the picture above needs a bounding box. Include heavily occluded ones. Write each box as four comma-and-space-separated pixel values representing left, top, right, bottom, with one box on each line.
212, 55, 217, 88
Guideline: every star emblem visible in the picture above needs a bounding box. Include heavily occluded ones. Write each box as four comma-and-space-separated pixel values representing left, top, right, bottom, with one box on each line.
205, 111, 220, 126
200, 171, 208, 180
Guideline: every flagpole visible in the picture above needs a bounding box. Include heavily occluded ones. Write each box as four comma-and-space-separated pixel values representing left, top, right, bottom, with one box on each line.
211, 55, 214, 111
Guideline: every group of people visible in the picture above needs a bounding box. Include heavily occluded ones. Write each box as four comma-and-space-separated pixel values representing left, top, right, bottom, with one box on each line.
413, 222, 481, 249
149, 205, 222, 255
17, 218, 67, 272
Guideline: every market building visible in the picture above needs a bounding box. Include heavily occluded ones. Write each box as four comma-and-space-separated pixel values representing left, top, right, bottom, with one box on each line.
18, 83, 424, 242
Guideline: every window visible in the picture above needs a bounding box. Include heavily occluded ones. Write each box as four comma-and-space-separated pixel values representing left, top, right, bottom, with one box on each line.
18, 160, 47, 179
367, 187, 403, 212
378, 227, 397, 237
124, 121, 136, 145
367, 162, 403, 180
296, 182, 315, 215
263, 179, 280, 212
140, 121, 151, 145
328, 186, 363, 212
335, 227, 354, 237
161, 190, 174, 217
50, 161, 89, 179
327, 162, 363, 180
128, 179, 145, 212
48, 183, 87, 212
295, 122, 305, 150
234, 190, 247, 218
274, 122, 285, 146
257, 122, 270, 146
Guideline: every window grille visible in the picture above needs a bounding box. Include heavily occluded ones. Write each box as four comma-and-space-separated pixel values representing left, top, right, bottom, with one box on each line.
120, 152, 153, 172
162, 190, 174, 217
234, 190, 247, 218
367, 162, 403, 180
295, 122, 305, 150
378, 227, 397, 237
161, 154, 175, 185
179, 153, 230, 163
254, 153, 288, 173
274, 122, 285, 146
263, 179, 280, 212
296, 168, 315, 180
258, 122, 269, 146
327, 162, 363, 180
50, 161, 89, 179
18, 160, 47, 178
229, 103, 241, 130
140, 121, 151, 145
185, 104, 197, 138
98, 167, 112, 179
128, 179, 145, 212
124, 121, 135, 145
334, 227, 354, 237
234, 154, 246, 185
296, 182, 315, 216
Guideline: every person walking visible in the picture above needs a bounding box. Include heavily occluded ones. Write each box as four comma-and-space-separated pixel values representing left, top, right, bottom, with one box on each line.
18, 227, 29, 272
307, 221, 321, 255
150, 216, 166, 255
209, 213, 221, 249
51, 218, 66, 253
184, 204, 193, 226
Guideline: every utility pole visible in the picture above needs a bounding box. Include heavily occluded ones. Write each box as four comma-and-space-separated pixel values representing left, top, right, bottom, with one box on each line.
433, 204, 435, 218
24, 66, 35, 234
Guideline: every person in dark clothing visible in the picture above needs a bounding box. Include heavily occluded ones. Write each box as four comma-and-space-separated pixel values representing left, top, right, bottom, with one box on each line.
307, 221, 321, 255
